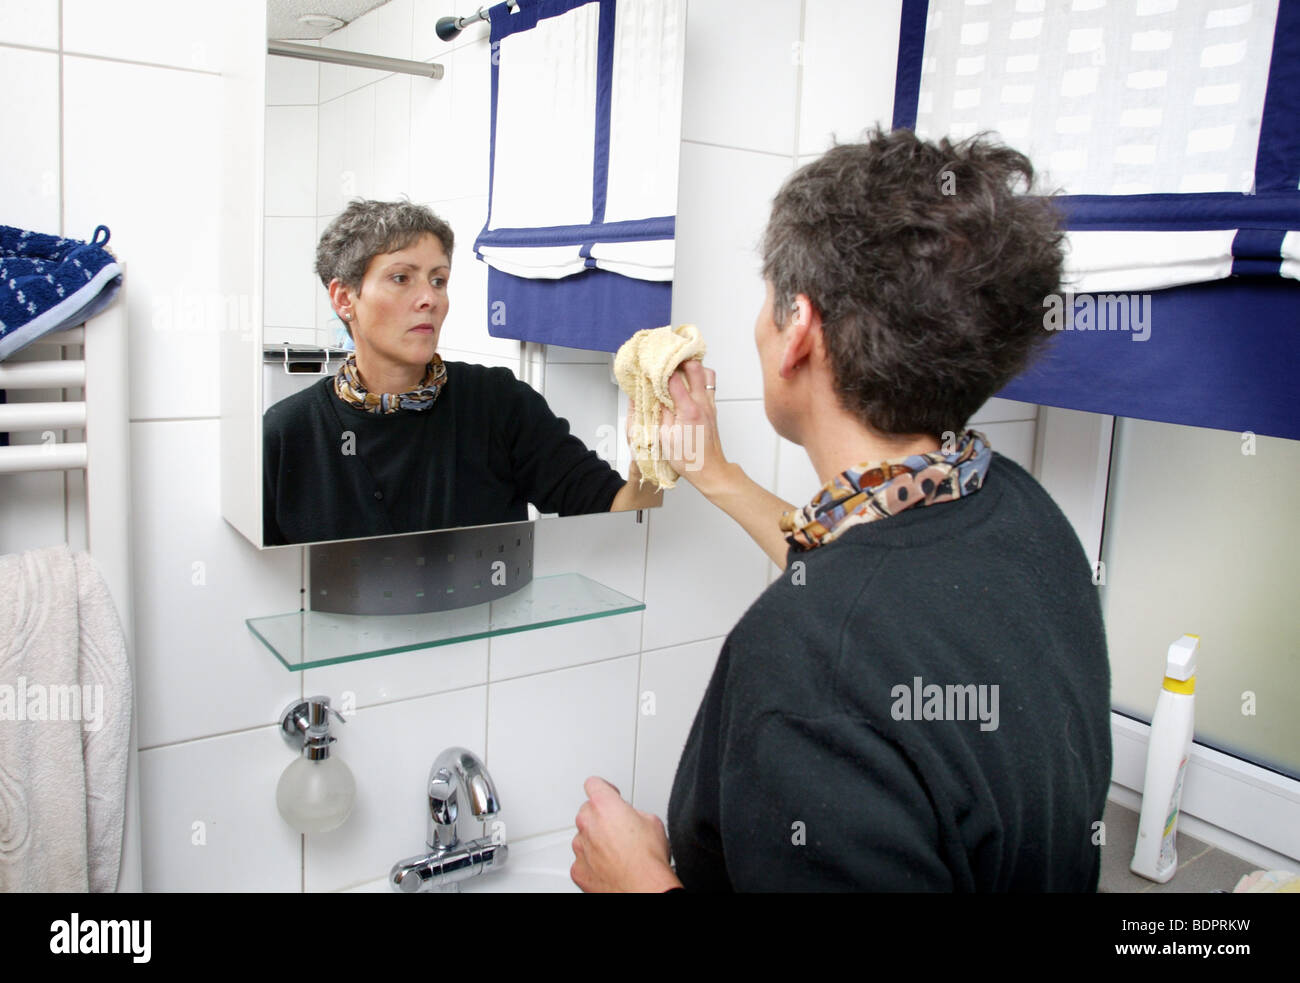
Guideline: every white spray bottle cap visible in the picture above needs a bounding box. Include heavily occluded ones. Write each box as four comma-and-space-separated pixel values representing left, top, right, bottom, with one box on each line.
1166, 634, 1199, 680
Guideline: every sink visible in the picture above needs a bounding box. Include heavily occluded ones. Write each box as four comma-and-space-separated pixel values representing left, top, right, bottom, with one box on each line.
460, 829, 580, 893
349, 828, 580, 893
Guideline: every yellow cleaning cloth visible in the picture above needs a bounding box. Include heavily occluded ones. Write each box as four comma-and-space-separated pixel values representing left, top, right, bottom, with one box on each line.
614, 323, 706, 490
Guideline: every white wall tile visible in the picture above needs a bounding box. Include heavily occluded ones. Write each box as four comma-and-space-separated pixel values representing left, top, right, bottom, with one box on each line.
266, 216, 330, 330
486, 655, 639, 840
319, 59, 350, 106
0, 471, 67, 555
317, 97, 347, 216
131, 420, 302, 748
139, 726, 301, 891
540, 362, 622, 467
981, 419, 1038, 473
321, 21, 364, 99
412, 0, 443, 64
632, 636, 725, 818
342, 84, 378, 199
267, 54, 319, 106
490, 611, 642, 681
407, 67, 455, 205
671, 142, 794, 402
799, 0, 902, 155
344, 3, 382, 77
372, 0, 415, 60
62, 0, 221, 72
435, 345, 517, 372
444, 40, 491, 201
680, 0, 800, 155
303, 638, 488, 709
774, 434, 820, 509
303, 685, 488, 892
0, 47, 60, 231
642, 399, 777, 650
265, 106, 318, 216
0, 1, 57, 48
969, 397, 1039, 426
372, 73, 413, 200
546, 345, 610, 365
532, 508, 647, 599
62, 57, 223, 421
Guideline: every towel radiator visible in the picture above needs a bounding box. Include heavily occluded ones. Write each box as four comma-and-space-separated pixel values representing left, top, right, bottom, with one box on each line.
0, 285, 143, 892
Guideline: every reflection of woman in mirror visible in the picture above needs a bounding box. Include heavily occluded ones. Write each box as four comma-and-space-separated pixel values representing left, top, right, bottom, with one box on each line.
263, 200, 661, 546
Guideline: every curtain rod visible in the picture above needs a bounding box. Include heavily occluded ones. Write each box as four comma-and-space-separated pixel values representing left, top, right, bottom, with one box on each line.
268, 40, 445, 80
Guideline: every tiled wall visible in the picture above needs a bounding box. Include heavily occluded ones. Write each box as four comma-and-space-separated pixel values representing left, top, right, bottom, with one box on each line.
1, 0, 1041, 892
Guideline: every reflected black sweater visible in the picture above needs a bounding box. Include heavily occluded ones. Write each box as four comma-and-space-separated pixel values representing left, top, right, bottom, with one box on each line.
666, 454, 1112, 891
263, 362, 625, 545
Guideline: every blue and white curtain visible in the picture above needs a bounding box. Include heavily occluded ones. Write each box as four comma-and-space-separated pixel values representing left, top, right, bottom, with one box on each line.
893, 0, 1300, 440
475, 0, 685, 352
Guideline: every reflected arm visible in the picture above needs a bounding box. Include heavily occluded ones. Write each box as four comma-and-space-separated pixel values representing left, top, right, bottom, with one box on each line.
609, 460, 664, 513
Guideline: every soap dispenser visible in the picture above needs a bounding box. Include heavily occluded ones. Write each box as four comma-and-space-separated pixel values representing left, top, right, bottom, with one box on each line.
276, 696, 357, 834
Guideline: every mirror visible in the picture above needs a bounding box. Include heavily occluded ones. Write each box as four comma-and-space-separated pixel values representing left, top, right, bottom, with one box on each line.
258, 0, 683, 547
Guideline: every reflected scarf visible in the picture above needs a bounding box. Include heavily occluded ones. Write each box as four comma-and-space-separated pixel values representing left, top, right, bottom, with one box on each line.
780, 430, 993, 551
333, 352, 447, 414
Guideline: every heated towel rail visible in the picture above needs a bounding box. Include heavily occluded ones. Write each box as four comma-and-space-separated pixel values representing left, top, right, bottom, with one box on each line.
0, 285, 142, 892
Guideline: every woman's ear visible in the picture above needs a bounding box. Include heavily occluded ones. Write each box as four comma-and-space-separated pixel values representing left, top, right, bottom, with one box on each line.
779, 294, 818, 379
328, 278, 354, 321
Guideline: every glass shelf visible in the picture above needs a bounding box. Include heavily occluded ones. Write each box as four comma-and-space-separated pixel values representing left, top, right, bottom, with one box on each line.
247, 573, 645, 672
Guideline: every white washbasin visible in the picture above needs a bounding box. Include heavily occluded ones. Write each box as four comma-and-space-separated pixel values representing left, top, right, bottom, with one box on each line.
349, 828, 580, 893
460, 828, 579, 893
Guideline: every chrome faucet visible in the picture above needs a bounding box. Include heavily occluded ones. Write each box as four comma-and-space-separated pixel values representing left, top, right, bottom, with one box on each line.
389, 747, 508, 893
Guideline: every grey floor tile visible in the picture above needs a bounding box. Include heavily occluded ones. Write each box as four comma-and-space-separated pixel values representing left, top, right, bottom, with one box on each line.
1154, 848, 1259, 894
1099, 798, 1238, 894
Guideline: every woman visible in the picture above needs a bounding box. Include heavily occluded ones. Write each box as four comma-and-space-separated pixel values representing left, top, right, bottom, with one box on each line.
263, 200, 661, 546
571, 129, 1113, 891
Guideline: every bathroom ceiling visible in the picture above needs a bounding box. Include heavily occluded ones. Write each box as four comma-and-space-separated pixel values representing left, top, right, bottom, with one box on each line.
267, 0, 390, 39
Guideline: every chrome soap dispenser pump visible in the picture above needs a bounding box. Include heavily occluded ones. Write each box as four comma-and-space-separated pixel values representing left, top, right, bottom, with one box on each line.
276, 696, 357, 834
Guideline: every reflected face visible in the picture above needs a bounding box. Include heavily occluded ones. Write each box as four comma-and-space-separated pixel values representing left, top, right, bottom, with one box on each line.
347, 233, 450, 373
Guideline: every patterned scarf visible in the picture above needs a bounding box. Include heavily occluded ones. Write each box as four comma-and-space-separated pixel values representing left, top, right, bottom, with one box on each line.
780, 430, 993, 551
333, 352, 447, 414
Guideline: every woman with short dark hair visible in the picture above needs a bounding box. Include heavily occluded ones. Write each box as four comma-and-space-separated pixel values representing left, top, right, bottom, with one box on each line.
571, 128, 1113, 892
263, 199, 661, 546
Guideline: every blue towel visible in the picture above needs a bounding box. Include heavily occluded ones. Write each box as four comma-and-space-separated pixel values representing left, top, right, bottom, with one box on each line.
0, 224, 123, 361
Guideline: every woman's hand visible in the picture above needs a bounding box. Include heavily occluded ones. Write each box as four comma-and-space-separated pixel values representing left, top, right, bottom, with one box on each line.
570, 777, 683, 892
659, 359, 730, 495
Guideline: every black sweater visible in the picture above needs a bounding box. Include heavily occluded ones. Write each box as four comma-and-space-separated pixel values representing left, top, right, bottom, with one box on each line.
263, 362, 626, 545
667, 454, 1112, 891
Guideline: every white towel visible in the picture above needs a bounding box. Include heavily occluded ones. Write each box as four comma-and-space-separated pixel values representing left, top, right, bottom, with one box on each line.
614, 323, 706, 489
0, 545, 132, 893
479, 0, 686, 282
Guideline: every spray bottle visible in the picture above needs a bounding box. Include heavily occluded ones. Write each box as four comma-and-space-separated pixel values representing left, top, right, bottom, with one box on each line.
1130, 634, 1198, 882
